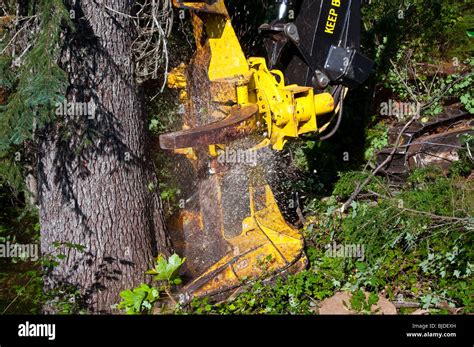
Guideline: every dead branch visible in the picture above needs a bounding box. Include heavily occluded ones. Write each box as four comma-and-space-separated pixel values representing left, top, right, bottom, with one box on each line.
390, 59, 419, 103
398, 207, 469, 222
132, 0, 173, 89
341, 112, 420, 213
0, 14, 38, 58
102, 0, 173, 88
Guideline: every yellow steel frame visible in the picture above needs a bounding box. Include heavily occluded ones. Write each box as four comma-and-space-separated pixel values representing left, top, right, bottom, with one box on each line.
168, 0, 336, 151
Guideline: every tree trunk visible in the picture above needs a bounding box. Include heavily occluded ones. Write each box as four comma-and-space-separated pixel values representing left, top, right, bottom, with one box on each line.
38, 0, 171, 313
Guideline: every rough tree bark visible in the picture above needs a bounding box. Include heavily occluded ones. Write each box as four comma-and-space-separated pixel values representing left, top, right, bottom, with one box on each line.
38, 0, 171, 313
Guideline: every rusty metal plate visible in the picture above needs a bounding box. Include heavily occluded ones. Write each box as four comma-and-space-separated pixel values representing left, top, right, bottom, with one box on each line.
159, 104, 258, 149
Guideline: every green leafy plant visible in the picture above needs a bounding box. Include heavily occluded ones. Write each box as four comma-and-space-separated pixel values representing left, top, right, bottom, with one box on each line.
116, 284, 160, 315
349, 289, 379, 313
116, 253, 185, 314
146, 253, 186, 285
364, 123, 389, 161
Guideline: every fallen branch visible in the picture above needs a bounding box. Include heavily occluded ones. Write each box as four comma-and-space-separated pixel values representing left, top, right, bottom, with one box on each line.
399, 207, 470, 222
341, 112, 420, 213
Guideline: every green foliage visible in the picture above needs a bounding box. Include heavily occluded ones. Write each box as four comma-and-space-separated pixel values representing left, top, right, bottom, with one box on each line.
0, 158, 24, 194
159, 181, 181, 214
1, 0, 71, 147
419, 246, 472, 279
338, 170, 472, 311
382, 55, 473, 117
332, 171, 387, 198
116, 253, 185, 314
147, 94, 181, 134
0, 56, 15, 90
146, 253, 186, 285
362, 0, 473, 63
116, 284, 160, 315
292, 141, 314, 172
0, 0, 71, 191
349, 289, 379, 313
447, 63, 474, 113
364, 123, 389, 160
420, 293, 441, 310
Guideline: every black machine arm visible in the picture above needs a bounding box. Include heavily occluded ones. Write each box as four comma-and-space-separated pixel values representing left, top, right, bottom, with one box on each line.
260, 0, 373, 89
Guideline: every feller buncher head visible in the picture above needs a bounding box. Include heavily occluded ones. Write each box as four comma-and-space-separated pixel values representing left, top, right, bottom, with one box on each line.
160, 0, 372, 304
